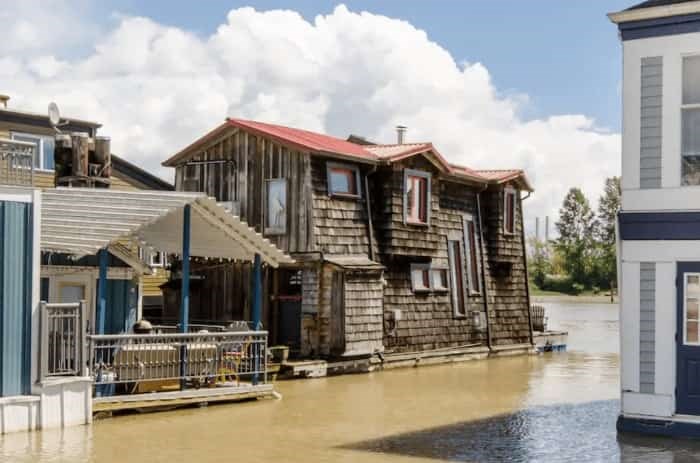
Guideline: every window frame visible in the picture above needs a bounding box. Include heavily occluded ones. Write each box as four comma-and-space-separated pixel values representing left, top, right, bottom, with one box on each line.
326, 161, 362, 198
430, 267, 449, 293
684, 273, 700, 346
265, 178, 288, 235
447, 239, 467, 318
463, 213, 482, 295
138, 247, 167, 268
503, 188, 517, 235
681, 54, 700, 186
410, 263, 432, 293
403, 169, 431, 226
10, 131, 55, 172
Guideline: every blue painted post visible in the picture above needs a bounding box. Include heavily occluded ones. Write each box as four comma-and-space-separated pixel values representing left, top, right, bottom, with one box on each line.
252, 253, 262, 385
180, 205, 191, 334
179, 205, 191, 386
97, 248, 108, 335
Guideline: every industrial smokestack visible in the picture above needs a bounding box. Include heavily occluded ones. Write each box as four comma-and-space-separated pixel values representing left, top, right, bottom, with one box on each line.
396, 125, 407, 144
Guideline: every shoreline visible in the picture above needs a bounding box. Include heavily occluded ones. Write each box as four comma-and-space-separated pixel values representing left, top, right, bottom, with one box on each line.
531, 294, 618, 304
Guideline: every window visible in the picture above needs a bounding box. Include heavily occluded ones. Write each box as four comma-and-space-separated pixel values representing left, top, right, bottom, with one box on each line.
448, 240, 467, 317
139, 248, 167, 268
265, 178, 287, 234
504, 189, 517, 235
10, 132, 55, 171
404, 169, 431, 225
464, 214, 482, 294
410, 264, 431, 292
431, 268, 449, 292
683, 56, 700, 185
182, 164, 200, 192
685, 274, 700, 345
327, 162, 361, 197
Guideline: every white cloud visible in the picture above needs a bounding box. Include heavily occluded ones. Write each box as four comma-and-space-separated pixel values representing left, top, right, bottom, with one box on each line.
2, 3, 620, 230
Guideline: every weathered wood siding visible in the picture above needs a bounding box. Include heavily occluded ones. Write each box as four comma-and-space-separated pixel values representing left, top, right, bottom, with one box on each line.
343, 270, 384, 355
311, 157, 376, 255
481, 187, 531, 345
173, 129, 315, 254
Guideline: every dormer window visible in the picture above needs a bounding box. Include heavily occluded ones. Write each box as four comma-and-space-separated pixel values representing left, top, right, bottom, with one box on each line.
327, 162, 361, 197
404, 169, 431, 225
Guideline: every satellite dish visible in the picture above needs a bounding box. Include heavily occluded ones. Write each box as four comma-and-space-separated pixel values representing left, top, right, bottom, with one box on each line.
48, 102, 61, 127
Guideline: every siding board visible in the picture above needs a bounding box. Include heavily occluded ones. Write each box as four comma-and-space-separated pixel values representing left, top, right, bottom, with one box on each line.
640, 56, 663, 189
639, 262, 656, 394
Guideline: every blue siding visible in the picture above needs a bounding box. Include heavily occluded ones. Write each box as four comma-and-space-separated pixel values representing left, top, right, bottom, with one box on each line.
619, 14, 700, 41
0, 201, 32, 396
96, 279, 137, 334
619, 212, 700, 240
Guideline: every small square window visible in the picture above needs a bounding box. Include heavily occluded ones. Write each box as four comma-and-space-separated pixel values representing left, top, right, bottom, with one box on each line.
411, 264, 431, 292
327, 162, 360, 197
431, 268, 449, 292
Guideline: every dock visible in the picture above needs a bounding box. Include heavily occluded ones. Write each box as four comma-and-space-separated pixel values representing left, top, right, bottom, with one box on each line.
533, 331, 568, 352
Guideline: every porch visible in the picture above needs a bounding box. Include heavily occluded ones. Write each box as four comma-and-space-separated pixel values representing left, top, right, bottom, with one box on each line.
38, 188, 292, 414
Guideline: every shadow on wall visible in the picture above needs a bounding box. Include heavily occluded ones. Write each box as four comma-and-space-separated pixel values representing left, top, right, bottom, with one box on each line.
340, 400, 700, 462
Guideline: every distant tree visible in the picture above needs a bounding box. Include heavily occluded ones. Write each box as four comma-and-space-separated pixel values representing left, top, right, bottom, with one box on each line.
555, 188, 597, 286
528, 237, 551, 289
596, 177, 621, 300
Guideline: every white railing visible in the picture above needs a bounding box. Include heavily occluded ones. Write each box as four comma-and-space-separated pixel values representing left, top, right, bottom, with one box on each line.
0, 138, 34, 186
88, 330, 268, 395
40, 301, 88, 379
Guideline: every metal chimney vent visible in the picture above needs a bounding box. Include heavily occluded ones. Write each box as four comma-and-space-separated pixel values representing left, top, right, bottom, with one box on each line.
396, 125, 407, 144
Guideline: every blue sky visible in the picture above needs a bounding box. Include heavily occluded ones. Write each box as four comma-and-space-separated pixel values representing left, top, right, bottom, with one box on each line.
99, 0, 632, 131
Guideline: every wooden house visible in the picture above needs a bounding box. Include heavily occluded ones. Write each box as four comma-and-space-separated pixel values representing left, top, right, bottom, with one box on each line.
162, 118, 534, 358
0, 97, 174, 330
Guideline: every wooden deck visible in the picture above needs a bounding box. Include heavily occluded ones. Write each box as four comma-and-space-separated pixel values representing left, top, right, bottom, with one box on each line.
93, 383, 275, 413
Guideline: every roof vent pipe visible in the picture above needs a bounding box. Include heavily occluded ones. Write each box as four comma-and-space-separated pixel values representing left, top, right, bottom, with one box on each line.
0, 95, 9, 109
396, 125, 406, 145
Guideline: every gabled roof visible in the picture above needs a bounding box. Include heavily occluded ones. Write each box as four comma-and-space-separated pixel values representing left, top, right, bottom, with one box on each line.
112, 154, 173, 191
41, 188, 294, 267
475, 169, 533, 192
609, 0, 700, 23
627, 0, 692, 10
163, 118, 532, 191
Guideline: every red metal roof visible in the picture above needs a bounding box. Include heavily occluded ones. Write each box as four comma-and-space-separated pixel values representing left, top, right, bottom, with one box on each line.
227, 118, 376, 160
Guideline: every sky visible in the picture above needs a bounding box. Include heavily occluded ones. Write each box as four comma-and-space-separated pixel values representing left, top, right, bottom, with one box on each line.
1, 0, 634, 233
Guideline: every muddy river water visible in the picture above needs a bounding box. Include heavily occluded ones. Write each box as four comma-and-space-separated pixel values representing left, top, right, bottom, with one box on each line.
4, 302, 700, 462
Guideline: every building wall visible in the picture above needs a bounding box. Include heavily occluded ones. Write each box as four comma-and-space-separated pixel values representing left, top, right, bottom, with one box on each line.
621, 31, 700, 212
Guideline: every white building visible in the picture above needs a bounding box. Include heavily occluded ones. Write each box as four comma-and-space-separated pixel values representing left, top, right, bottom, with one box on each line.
610, 0, 700, 437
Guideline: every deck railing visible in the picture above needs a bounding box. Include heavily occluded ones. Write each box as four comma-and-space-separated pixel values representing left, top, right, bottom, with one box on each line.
87, 330, 268, 394
0, 138, 34, 186
40, 301, 88, 379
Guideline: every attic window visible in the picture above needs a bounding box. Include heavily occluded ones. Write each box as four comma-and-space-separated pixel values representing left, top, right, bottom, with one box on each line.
504, 188, 517, 235
327, 162, 361, 197
404, 169, 431, 225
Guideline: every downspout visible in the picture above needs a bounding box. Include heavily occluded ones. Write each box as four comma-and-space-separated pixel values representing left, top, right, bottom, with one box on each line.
519, 191, 535, 346
364, 166, 378, 261
475, 186, 493, 350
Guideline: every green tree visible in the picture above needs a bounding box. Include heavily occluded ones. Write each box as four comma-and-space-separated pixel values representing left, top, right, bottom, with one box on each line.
527, 237, 551, 289
596, 176, 621, 299
555, 187, 597, 286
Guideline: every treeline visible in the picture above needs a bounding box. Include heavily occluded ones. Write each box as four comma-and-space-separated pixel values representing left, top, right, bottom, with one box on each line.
529, 177, 620, 296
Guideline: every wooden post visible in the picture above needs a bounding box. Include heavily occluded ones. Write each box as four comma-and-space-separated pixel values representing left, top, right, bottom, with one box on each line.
180, 205, 191, 333
94, 136, 111, 179
97, 248, 108, 335
71, 133, 89, 177
252, 253, 262, 385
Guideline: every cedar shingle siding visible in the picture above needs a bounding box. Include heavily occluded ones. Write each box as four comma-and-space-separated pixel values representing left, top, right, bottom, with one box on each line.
168, 126, 532, 357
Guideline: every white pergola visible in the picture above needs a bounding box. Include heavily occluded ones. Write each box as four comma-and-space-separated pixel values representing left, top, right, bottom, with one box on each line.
40, 187, 293, 334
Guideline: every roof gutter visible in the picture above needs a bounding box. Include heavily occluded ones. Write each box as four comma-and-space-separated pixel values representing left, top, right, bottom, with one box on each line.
608, 1, 700, 24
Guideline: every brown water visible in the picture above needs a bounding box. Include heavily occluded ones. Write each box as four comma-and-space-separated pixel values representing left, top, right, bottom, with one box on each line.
4, 302, 700, 462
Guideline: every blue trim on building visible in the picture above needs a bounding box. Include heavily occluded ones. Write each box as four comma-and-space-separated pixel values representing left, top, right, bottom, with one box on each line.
619, 13, 700, 40
618, 414, 700, 438
618, 212, 700, 240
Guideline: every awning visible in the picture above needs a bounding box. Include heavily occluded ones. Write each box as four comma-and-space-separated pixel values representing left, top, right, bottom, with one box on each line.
324, 254, 384, 271
40, 188, 294, 268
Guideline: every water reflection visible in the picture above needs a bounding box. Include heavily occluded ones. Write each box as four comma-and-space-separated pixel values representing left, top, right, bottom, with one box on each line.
3, 302, 700, 462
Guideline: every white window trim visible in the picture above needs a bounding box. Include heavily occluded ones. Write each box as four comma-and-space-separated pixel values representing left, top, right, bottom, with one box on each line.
10, 131, 53, 172
410, 263, 432, 293
264, 178, 287, 235
682, 56, 700, 182
464, 213, 482, 295
326, 161, 362, 198
403, 169, 432, 226
138, 247, 167, 268
684, 273, 700, 346
503, 188, 517, 235
430, 267, 449, 293
447, 239, 467, 318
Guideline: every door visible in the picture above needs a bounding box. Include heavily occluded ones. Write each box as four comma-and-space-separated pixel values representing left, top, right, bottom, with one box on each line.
276, 269, 302, 352
330, 270, 345, 355
677, 263, 700, 414
49, 273, 94, 331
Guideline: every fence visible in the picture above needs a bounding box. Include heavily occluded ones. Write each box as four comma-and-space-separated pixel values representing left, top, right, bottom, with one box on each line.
531, 305, 547, 332
0, 138, 34, 186
87, 331, 268, 394
40, 301, 88, 379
